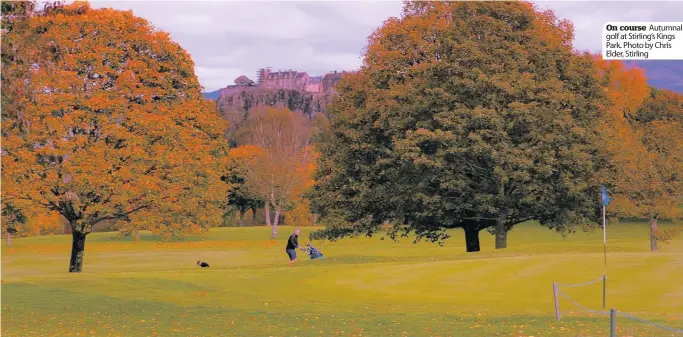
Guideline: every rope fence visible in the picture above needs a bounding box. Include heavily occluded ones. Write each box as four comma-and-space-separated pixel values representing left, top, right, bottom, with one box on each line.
552, 275, 683, 336
616, 311, 683, 335
555, 275, 605, 288
556, 288, 611, 316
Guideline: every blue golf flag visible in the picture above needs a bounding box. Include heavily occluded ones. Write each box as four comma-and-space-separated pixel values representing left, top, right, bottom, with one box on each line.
601, 186, 611, 207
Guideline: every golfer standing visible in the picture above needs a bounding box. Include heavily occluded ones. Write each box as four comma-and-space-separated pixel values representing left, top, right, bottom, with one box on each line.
286, 228, 302, 265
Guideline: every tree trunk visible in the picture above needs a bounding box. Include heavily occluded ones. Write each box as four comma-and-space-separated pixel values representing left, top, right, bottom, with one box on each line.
649, 215, 659, 252
495, 182, 508, 249
464, 225, 481, 253
6, 232, 10, 246
238, 210, 246, 227
265, 202, 272, 227
251, 206, 257, 226
69, 231, 87, 273
495, 220, 508, 249
272, 209, 280, 239
134, 229, 140, 241
313, 213, 318, 226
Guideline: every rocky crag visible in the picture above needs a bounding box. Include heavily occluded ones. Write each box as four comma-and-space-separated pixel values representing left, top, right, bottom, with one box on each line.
217, 86, 333, 120
210, 68, 349, 136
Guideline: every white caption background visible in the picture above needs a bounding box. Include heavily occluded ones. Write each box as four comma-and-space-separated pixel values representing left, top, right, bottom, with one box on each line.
602, 22, 683, 60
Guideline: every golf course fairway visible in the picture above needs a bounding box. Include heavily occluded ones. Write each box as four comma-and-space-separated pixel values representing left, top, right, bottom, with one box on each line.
2, 222, 682, 337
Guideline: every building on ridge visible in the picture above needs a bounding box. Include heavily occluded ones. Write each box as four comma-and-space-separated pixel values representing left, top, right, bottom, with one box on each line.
305, 76, 323, 93
257, 68, 309, 91
254, 67, 351, 93
322, 71, 344, 94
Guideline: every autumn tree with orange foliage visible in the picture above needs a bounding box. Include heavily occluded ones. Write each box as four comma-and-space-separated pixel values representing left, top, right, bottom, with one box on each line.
2, 1, 45, 134
229, 107, 318, 238
1, 2, 228, 272
594, 58, 683, 251
285, 149, 319, 227
23, 211, 68, 236
1, 204, 64, 244
1, 1, 62, 243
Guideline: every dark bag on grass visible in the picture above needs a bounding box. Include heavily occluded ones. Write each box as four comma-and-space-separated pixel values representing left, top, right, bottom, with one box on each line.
306, 243, 324, 259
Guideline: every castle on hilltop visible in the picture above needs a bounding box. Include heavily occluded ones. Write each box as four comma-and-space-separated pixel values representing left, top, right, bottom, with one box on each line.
223, 67, 349, 94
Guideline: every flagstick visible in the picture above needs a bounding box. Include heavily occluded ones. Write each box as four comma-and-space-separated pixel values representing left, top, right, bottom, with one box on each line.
602, 205, 607, 268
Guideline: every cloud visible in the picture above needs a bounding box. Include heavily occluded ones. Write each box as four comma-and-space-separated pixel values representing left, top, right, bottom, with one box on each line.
88, 1, 682, 91
90, 1, 402, 91
194, 66, 245, 93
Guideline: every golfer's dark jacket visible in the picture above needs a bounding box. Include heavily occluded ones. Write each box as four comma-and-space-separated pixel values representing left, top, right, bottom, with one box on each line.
286, 233, 299, 250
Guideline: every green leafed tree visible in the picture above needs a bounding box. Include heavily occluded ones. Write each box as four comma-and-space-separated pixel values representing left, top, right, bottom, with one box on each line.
310, 1, 606, 252
1, 2, 229, 272
222, 168, 264, 226
1, 201, 27, 245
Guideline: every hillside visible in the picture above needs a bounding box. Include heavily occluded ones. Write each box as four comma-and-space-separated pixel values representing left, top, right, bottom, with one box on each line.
202, 89, 222, 100
213, 86, 334, 135
202, 61, 682, 104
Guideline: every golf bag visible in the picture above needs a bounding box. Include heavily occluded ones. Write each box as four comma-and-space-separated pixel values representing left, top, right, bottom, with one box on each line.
304, 243, 324, 259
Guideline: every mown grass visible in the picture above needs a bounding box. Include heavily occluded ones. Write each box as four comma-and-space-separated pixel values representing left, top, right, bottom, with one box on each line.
1, 221, 682, 337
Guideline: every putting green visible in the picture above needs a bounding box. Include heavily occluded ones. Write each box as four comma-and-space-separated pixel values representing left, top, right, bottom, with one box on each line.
2, 222, 682, 336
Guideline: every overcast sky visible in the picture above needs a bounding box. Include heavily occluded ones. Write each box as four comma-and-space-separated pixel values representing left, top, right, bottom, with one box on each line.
90, 1, 683, 92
